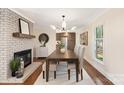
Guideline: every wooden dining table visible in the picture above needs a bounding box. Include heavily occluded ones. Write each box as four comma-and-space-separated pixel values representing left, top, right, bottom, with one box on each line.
46, 49, 79, 82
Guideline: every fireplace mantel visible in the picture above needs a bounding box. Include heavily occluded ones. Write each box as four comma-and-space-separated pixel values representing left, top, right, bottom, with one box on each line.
13, 32, 35, 39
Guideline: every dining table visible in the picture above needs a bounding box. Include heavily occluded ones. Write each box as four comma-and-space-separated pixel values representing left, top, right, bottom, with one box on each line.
46, 49, 79, 82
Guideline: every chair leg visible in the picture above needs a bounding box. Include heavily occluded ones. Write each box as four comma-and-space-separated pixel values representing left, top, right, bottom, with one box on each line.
43, 71, 45, 79
54, 71, 56, 79
81, 69, 83, 80
68, 69, 70, 80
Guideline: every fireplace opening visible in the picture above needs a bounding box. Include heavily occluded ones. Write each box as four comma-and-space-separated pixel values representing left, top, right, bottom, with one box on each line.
14, 49, 32, 68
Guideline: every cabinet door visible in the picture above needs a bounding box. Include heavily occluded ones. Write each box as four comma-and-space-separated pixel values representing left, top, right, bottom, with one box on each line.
36, 47, 48, 57
67, 33, 75, 50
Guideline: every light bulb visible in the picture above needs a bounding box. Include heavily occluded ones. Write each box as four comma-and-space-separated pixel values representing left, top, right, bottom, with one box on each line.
71, 26, 76, 30
62, 21, 66, 29
50, 25, 56, 30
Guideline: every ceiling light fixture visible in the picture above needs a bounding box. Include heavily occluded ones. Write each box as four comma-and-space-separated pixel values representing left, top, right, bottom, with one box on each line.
50, 15, 76, 32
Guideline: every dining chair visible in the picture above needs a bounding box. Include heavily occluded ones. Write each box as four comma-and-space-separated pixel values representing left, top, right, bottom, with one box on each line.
67, 45, 85, 80
42, 60, 57, 79
67, 44, 80, 78
67, 45, 80, 80
74, 44, 80, 56
78, 46, 85, 80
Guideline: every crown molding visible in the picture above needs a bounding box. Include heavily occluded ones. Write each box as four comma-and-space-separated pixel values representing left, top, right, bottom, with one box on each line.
9, 8, 35, 23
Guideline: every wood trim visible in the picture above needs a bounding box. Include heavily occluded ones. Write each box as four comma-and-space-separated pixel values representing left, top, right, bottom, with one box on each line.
13, 32, 35, 39
23, 63, 42, 85
83, 59, 114, 85
33, 57, 46, 62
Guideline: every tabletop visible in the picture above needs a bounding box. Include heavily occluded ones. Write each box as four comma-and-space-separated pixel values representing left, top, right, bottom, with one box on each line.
47, 50, 78, 61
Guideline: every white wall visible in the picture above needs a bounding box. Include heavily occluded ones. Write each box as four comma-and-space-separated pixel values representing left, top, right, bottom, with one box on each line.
32, 25, 56, 57
76, 9, 124, 84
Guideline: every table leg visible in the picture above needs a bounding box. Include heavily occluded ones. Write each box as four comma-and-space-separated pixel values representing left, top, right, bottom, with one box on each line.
46, 60, 49, 82
75, 61, 79, 82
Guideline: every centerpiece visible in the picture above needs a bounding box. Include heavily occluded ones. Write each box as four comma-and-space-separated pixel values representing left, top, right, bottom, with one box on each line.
56, 41, 66, 53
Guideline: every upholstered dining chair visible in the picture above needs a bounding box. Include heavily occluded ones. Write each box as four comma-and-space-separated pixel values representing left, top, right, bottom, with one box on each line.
78, 46, 85, 80
67, 45, 85, 80
74, 44, 80, 56
67, 44, 80, 80
42, 60, 57, 79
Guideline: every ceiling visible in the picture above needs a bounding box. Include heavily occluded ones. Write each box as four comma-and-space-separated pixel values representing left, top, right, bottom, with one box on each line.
12, 8, 108, 31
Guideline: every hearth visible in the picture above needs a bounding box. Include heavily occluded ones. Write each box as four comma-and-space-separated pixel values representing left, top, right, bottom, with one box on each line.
14, 49, 32, 68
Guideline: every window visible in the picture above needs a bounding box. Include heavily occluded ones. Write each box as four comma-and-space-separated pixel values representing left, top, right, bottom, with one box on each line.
95, 25, 103, 62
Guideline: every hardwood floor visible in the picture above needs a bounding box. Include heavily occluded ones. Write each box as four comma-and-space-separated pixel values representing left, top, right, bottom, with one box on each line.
35, 58, 114, 85
83, 59, 114, 85
35, 62, 95, 85
0, 58, 114, 85
36, 58, 114, 85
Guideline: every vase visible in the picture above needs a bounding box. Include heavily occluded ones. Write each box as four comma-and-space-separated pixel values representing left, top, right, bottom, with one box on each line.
16, 58, 24, 78
60, 48, 65, 53
12, 71, 16, 77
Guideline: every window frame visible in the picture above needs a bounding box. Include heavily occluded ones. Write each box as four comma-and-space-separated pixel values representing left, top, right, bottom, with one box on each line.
93, 25, 104, 64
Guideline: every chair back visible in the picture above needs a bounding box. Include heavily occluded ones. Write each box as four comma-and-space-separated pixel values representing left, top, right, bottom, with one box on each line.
74, 45, 80, 56
78, 46, 85, 68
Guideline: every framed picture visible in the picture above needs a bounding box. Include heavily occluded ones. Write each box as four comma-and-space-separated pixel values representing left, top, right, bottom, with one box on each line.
80, 31, 88, 45
39, 33, 49, 47
19, 19, 30, 35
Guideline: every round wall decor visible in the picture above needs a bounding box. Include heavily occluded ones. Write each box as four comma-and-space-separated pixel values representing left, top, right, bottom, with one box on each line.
39, 33, 49, 47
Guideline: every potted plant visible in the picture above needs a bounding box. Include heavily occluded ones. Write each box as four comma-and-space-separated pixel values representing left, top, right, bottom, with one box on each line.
10, 58, 20, 77
56, 41, 66, 53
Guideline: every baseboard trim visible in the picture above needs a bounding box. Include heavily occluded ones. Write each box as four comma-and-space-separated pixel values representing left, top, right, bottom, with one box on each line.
83, 59, 114, 85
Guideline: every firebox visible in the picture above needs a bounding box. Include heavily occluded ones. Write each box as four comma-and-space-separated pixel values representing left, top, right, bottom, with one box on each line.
14, 49, 32, 68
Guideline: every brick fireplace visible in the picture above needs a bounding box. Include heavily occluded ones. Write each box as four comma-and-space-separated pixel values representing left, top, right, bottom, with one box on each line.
0, 8, 34, 80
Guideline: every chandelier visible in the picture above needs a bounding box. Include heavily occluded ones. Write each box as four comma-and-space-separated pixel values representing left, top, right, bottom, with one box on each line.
50, 15, 76, 32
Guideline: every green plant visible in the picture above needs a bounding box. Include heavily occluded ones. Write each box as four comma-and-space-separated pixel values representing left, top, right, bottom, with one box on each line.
10, 58, 20, 72
59, 42, 65, 49
57, 41, 65, 49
